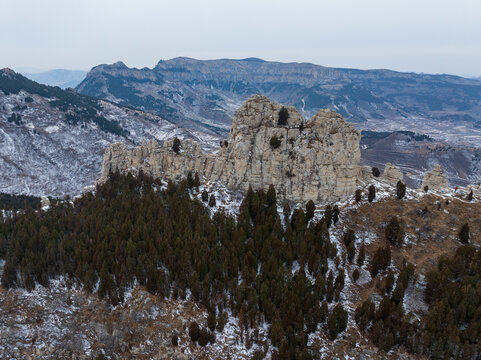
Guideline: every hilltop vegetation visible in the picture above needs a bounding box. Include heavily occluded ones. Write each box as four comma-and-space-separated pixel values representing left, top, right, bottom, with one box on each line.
0, 174, 480, 359
0, 70, 128, 137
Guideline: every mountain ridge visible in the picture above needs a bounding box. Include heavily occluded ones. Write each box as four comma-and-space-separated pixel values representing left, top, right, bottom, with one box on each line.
23, 69, 87, 89
76, 57, 481, 138
0, 69, 215, 197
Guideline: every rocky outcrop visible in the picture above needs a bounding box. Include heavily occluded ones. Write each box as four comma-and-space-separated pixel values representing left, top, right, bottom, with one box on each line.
421, 164, 447, 190
382, 163, 403, 184
99, 95, 362, 203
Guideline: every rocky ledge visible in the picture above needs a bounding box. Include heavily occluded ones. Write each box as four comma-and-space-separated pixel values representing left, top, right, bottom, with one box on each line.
98, 95, 362, 203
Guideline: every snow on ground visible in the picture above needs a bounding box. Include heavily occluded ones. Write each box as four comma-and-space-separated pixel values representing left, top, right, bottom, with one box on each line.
403, 274, 428, 320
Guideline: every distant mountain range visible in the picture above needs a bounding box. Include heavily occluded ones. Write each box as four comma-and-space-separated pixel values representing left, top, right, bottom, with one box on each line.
76, 57, 481, 143
23, 69, 87, 89
0, 68, 213, 197
2, 57, 481, 197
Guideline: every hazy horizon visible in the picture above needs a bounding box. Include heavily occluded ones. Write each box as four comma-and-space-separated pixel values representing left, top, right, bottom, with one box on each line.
3, 0, 481, 77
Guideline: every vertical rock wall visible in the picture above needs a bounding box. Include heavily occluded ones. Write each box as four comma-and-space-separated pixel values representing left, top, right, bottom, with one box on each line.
98, 95, 362, 203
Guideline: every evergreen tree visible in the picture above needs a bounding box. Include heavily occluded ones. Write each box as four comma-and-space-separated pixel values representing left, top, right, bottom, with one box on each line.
189, 321, 200, 342
324, 205, 332, 228
352, 268, 360, 282
267, 184, 277, 208
459, 223, 469, 244
327, 303, 348, 339
357, 243, 366, 267
355, 189, 362, 203
209, 194, 216, 207
332, 205, 339, 224
385, 217, 404, 246
467, 189, 473, 201
172, 137, 181, 153
342, 229, 355, 247
187, 171, 194, 188
368, 185, 376, 203
198, 328, 210, 346
270, 135, 281, 149
171, 334, 179, 346
372, 167, 380, 177
207, 311, 216, 332
305, 200, 315, 221
396, 180, 406, 200
371, 244, 391, 277
201, 190, 209, 202
278, 107, 289, 126
194, 172, 201, 188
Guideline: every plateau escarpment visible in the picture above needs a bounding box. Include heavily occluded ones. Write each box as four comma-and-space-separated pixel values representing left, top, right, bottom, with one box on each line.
99, 95, 361, 202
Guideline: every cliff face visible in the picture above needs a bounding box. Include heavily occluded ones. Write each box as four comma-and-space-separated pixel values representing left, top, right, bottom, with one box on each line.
99, 95, 361, 202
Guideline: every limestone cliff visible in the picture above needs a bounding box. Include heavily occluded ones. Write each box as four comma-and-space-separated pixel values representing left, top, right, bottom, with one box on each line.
421, 164, 448, 190
98, 95, 362, 203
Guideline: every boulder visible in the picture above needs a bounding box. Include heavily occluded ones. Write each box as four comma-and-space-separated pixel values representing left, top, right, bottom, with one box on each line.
382, 163, 403, 184
421, 164, 447, 190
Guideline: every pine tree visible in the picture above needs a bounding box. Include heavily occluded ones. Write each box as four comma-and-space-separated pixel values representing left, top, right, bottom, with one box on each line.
187, 171, 194, 188
198, 328, 210, 346
194, 172, 201, 188
267, 184, 277, 208
396, 180, 406, 200
347, 242, 356, 263
207, 311, 216, 332
209, 194, 216, 207
278, 107, 289, 126
343, 229, 355, 247
357, 243, 366, 267
270, 135, 281, 149
172, 137, 181, 153
385, 216, 404, 246
189, 321, 200, 342
355, 189, 362, 203
352, 268, 360, 281
372, 167, 381, 177
459, 223, 469, 244
305, 200, 315, 221
171, 334, 179, 346
201, 190, 208, 202
324, 205, 332, 228
332, 205, 339, 224
467, 189, 473, 201
371, 244, 391, 277
269, 315, 284, 346
368, 185, 376, 203
327, 303, 348, 339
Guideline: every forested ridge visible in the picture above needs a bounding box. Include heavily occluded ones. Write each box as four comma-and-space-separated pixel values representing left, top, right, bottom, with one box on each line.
0, 173, 479, 359
0, 70, 129, 137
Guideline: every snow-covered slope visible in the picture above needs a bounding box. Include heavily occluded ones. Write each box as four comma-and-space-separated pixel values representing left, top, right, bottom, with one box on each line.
0, 69, 218, 197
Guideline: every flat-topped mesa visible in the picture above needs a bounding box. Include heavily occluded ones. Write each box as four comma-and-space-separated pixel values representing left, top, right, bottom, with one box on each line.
98, 95, 362, 203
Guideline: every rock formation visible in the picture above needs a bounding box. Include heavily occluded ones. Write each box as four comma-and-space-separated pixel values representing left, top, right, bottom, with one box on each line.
421, 164, 447, 190
382, 163, 403, 184
98, 95, 362, 203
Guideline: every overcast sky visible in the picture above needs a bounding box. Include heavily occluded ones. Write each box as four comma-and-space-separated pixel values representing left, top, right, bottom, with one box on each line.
2, 0, 481, 76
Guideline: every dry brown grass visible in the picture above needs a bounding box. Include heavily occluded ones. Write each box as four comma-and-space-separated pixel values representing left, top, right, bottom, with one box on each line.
343, 194, 480, 276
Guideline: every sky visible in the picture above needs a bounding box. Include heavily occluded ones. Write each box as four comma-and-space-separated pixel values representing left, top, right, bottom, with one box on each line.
2, 0, 481, 76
